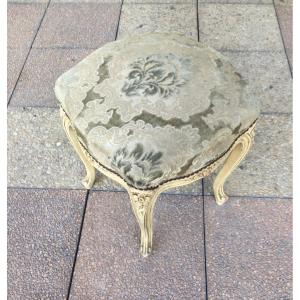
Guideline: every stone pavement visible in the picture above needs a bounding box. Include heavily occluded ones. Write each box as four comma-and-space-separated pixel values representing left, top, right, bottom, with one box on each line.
7, 0, 292, 299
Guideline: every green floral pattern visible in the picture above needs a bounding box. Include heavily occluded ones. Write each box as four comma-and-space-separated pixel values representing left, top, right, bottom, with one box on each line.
112, 143, 163, 188
122, 55, 188, 98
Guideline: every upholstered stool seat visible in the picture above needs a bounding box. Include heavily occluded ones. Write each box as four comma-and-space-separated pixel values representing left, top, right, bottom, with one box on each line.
55, 33, 260, 256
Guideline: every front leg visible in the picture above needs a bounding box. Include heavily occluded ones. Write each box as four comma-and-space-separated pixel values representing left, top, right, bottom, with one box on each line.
60, 108, 96, 189
129, 189, 159, 257
213, 125, 255, 205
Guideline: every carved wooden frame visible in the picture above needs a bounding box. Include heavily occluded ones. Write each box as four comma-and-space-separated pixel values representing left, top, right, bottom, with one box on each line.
60, 107, 256, 257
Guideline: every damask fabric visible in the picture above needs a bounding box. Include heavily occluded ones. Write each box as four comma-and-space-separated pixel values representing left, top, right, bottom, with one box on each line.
55, 33, 260, 189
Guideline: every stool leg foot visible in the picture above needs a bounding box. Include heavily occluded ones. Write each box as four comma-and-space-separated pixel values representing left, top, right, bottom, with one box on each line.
81, 167, 96, 190
129, 190, 159, 257
213, 128, 255, 205
60, 108, 96, 189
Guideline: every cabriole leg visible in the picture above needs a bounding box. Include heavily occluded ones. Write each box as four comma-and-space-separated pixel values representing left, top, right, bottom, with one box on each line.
129, 189, 159, 257
60, 108, 96, 189
213, 127, 255, 205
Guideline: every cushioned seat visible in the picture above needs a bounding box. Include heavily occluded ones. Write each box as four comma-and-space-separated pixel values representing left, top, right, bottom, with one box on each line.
55, 33, 259, 190
56, 33, 260, 256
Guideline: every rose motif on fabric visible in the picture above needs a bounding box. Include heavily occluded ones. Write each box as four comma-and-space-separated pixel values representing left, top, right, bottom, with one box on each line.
121, 54, 191, 98
111, 143, 164, 188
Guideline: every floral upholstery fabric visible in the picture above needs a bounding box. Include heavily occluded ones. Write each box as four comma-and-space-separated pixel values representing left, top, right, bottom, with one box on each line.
55, 33, 260, 189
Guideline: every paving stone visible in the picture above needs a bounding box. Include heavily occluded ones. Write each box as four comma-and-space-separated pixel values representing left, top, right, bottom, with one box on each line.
8, 0, 48, 2
198, 0, 272, 3
33, 3, 120, 48
118, 3, 198, 40
164, 180, 202, 195
52, 0, 121, 2
204, 114, 292, 197
198, 4, 284, 51
10, 48, 93, 107
94, 180, 202, 195
70, 191, 206, 299
7, 48, 28, 100
286, 49, 292, 71
222, 50, 292, 113
275, 3, 293, 70
8, 3, 47, 49
8, 107, 202, 195
8, 188, 86, 300
204, 196, 292, 299
8, 107, 118, 190
125, 0, 195, 3
274, 0, 292, 5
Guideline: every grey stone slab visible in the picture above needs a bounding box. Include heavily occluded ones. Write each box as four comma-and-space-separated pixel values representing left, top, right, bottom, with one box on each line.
95, 176, 202, 195
10, 48, 93, 107
7, 48, 28, 100
7, 0, 120, 1
8, 3, 47, 49
204, 196, 292, 299
8, 0, 48, 2
8, 107, 118, 190
222, 50, 292, 113
198, 0, 272, 3
52, 0, 121, 2
70, 191, 206, 299
94, 180, 202, 195
198, 4, 284, 51
163, 180, 202, 195
118, 4, 198, 40
8, 107, 202, 195
33, 3, 120, 48
274, 0, 292, 5
204, 114, 292, 197
275, 4, 293, 70
125, 0, 195, 3
286, 49, 293, 72
8, 188, 86, 300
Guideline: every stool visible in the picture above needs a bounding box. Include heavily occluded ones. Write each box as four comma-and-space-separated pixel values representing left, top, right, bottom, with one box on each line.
55, 33, 260, 256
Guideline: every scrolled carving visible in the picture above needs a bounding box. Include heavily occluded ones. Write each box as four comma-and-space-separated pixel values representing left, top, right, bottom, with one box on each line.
131, 192, 154, 215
